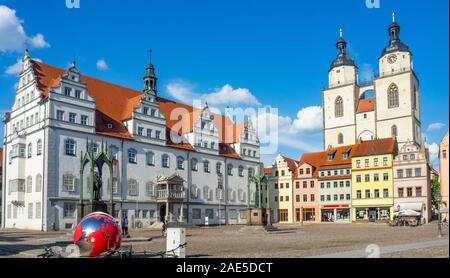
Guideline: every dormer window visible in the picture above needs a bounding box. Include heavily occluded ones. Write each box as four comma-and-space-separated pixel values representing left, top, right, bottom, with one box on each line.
107, 123, 113, 129
327, 154, 333, 161
64, 87, 71, 96
342, 152, 349, 160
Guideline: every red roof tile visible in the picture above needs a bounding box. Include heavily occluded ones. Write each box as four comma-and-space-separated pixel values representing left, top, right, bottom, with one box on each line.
282, 156, 298, 174
357, 98, 376, 113
298, 152, 323, 177
29, 60, 246, 157
353, 137, 398, 157
0, 148, 3, 168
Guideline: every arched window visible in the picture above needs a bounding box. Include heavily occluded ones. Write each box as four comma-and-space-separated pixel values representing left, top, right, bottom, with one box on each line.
204, 160, 210, 173
191, 158, 198, 171
37, 139, 42, 155
248, 167, 254, 177
238, 166, 244, 177
128, 148, 137, 164
216, 162, 222, 174
146, 182, 155, 197
227, 164, 233, 176
27, 143, 33, 158
177, 156, 185, 170
128, 179, 138, 196
413, 85, 417, 110
338, 133, 344, 145
391, 125, 398, 137
35, 174, 42, 192
146, 151, 155, 166
26, 176, 33, 193
388, 84, 399, 108
161, 154, 170, 168
335, 96, 344, 117
65, 139, 76, 156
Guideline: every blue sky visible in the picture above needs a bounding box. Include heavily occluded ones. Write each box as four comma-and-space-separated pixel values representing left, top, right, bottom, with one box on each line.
0, 0, 448, 168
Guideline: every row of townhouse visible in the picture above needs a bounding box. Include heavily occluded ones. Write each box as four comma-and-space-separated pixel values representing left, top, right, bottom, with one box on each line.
264, 137, 432, 224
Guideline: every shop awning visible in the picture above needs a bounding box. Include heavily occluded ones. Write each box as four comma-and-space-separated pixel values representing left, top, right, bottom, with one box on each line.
395, 202, 423, 212
394, 209, 421, 217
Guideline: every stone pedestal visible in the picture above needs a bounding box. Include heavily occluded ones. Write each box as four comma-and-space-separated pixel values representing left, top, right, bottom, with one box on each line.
77, 201, 115, 223
247, 208, 264, 226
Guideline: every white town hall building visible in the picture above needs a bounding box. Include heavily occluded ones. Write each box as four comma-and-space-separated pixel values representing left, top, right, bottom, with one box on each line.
1, 51, 260, 231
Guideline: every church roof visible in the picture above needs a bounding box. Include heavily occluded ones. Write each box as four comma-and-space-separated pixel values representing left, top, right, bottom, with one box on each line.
357, 98, 376, 113
29, 60, 246, 157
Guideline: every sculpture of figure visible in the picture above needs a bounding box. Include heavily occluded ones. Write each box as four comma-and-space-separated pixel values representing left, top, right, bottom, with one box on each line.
93, 171, 102, 201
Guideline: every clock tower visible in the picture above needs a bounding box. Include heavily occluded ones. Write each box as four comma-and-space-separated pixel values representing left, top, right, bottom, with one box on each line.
374, 13, 421, 148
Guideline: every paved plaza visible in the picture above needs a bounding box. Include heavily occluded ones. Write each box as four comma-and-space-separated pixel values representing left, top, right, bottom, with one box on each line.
0, 223, 448, 258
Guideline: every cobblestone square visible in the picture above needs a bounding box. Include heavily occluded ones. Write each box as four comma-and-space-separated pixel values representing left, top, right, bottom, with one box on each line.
1, 223, 448, 258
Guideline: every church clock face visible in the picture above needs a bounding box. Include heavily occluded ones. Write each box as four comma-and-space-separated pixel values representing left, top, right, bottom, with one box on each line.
387, 54, 397, 64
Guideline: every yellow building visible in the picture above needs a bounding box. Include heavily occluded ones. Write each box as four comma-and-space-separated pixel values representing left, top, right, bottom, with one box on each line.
351, 137, 398, 222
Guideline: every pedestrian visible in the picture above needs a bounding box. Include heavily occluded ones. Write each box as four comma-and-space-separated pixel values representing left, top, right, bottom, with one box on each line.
121, 215, 129, 237
161, 220, 167, 237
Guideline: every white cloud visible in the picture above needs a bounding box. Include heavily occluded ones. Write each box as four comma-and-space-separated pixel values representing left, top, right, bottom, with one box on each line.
165, 80, 322, 155
96, 59, 109, 71
427, 122, 446, 132
5, 57, 42, 75
290, 106, 323, 134
426, 142, 440, 166
0, 5, 50, 52
28, 33, 50, 48
166, 81, 200, 105
166, 81, 261, 108
202, 84, 261, 106
252, 107, 323, 154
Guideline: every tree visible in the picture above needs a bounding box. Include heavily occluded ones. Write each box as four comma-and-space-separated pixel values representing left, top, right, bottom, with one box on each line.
431, 175, 441, 210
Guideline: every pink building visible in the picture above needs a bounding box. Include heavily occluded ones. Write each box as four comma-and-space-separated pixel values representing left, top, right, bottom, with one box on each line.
440, 132, 449, 208
393, 141, 432, 223
295, 153, 322, 223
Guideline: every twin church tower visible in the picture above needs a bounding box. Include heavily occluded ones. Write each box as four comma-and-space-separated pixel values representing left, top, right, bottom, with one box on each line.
323, 13, 421, 150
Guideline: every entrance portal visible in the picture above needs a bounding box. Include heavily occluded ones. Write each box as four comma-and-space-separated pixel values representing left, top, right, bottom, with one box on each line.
160, 204, 166, 222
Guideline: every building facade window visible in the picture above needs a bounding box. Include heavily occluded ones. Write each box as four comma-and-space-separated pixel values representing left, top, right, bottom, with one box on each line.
177, 156, 184, 170
63, 174, 75, 192
191, 158, 198, 171
338, 133, 344, 144
128, 179, 138, 196
391, 125, 398, 137
146, 152, 155, 166
128, 149, 137, 164
388, 84, 399, 108
65, 139, 76, 156
238, 166, 244, 177
63, 203, 76, 218
335, 96, 344, 117
203, 160, 210, 173
227, 164, 233, 176
161, 154, 170, 168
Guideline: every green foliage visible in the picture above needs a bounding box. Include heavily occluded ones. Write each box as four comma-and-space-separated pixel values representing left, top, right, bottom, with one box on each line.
431, 175, 441, 209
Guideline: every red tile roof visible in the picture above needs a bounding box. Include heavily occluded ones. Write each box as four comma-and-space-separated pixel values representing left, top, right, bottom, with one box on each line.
298, 152, 323, 177
0, 148, 3, 168
320, 144, 355, 169
357, 98, 376, 113
353, 137, 398, 157
264, 167, 272, 175
282, 156, 298, 174
29, 60, 246, 157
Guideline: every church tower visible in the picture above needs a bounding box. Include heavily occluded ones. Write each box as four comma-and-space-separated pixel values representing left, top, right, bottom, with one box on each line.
323, 29, 359, 149
374, 13, 421, 148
